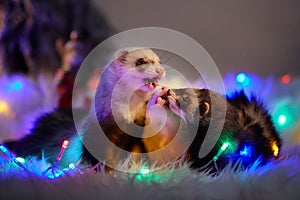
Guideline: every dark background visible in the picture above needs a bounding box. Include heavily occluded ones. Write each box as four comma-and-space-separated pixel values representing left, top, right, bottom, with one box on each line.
94, 0, 300, 78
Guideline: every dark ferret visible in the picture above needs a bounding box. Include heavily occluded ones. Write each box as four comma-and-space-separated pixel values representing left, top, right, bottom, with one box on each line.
148, 88, 282, 171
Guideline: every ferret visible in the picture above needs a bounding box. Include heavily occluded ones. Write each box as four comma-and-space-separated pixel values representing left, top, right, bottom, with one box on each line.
144, 88, 282, 171
82, 47, 165, 168
8, 48, 166, 168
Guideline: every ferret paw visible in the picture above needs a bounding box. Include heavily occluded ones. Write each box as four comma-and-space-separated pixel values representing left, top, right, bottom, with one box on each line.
156, 97, 166, 107
157, 86, 168, 96
148, 86, 168, 108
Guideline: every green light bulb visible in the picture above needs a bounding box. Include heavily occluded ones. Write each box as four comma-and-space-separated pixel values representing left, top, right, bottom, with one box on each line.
278, 115, 287, 125
140, 167, 150, 175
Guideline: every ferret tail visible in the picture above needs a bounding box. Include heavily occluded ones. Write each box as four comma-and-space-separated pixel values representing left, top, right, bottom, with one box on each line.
5, 108, 87, 167
226, 90, 282, 162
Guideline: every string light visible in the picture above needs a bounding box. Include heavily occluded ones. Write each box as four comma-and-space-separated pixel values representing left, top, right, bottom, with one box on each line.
62, 140, 69, 149
236, 72, 250, 87
239, 146, 252, 157
277, 115, 287, 125
0, 144, 27, 170
272, 142, 279, 157
139, 166, 150, 175
7, 80, 23, 91
133, 166, 166, 183
50, 139, 69, 167
0, 140, 281, 179
0, 144, 14, 157
15, 157, 26, 164
134, 165, 157, 183
236, 73, 246, 83
0, 100, 10, 115
0, 100, 15, 118
213, 142, 230, 161
272, 99, 297, 130
45, 170, 64, 179
43, 139, 70, 178
68, 163, 75, 169
281, 74, 290, 84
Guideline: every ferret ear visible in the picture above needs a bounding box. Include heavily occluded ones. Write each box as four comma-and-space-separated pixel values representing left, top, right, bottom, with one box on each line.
199, 102, 210, 118
114, 50, 128, 64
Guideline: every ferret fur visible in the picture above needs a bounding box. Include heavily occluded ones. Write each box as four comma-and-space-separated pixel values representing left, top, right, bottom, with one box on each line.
144, 88, 282, 171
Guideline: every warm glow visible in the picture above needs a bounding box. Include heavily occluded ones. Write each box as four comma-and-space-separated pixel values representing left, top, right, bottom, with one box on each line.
0, 100, 9, 113
0, 100, 14, 117
272, 142, 279, 157
62, 140, 69, 149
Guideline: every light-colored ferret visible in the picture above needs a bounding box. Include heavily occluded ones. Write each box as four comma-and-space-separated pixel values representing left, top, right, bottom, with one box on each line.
82, 47, 166, 166
10, 48, 166, 168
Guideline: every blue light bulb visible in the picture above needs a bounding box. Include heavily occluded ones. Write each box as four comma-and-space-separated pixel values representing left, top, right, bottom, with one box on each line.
239, 146, 251, 157
236, 73, 250, 86
7, 80, 23, 92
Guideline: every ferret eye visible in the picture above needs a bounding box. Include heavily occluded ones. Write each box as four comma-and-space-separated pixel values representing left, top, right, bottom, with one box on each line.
135, 58, 148, 66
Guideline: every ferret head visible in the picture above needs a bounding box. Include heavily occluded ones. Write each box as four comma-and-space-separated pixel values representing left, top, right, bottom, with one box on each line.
113, 48, 166, 92
158, 88, 211, 123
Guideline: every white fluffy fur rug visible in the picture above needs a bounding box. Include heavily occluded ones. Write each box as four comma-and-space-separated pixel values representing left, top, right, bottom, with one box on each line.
1, 145, 300, 200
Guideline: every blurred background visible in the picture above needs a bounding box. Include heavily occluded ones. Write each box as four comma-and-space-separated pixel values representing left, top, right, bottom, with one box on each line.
94, 0, 300, 78
0, 0, 299, 145
1, 0, 300, 78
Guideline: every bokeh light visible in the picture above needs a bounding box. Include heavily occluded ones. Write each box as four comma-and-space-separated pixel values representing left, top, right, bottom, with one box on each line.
68, 163, 75, 169
278, 115, 287, 125
7, 80, 23, 92
0, 100, 10, 114
140, 166, 150, 175
0, 100, 14, 117
236, 72, 250, 87
271, 99, 298, 131
239, 146, 252, 157
15, 157, 26, 164
281, 74, 290, 84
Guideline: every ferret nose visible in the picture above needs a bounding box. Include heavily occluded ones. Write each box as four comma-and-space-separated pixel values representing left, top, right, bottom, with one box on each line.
161, 86, 167, 91
155, 67, 164, 75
